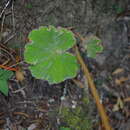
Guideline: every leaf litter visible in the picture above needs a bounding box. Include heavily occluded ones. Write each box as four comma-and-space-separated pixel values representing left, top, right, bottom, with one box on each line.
0, 0, 129, 129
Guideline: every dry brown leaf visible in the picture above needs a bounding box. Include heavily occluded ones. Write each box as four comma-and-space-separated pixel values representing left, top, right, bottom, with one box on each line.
112, 68, 124, 75
115, 77, 128, 85
113, 97, 124, 112
0, 120, 5, 125
15, 70, 25, 82
124, 97, 130, 102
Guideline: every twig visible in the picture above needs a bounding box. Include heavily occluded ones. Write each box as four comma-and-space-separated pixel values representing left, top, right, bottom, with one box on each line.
72, 79, 84, 88
0, 0, 11, 18
4, 33, 16, 44
0, 43, 16, 54
13, 112, 30, 118
0, 0, 13, 41
11, 0, 15, 33
0, 13, 5, 34
8, 61, 23, 68
0, 46, 16, 62
12, 87, 26, 93
74, 32, 85, 42
75, 45, 112, 130
0, 64, 18, 71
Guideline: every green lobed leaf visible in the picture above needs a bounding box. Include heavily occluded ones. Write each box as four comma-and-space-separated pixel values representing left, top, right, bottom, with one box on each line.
84, 35, 103, 58
24, 26, 79, 84
0, 69, 13, 96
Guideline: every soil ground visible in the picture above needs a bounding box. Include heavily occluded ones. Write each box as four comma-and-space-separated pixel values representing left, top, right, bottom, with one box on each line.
0, 0, 130, 129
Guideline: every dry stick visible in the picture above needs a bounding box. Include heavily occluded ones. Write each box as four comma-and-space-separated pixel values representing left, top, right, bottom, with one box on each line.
11, 0, 15, 33
0, 46, 16, 62
72, 79, 84, 88
75, 46, 112, 130
13, 112, 30, 118
0, 0, 11, 18
4, 33, 16, 44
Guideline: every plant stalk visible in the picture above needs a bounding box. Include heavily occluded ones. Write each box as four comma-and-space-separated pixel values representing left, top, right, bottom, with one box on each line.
75, 46, 112, 130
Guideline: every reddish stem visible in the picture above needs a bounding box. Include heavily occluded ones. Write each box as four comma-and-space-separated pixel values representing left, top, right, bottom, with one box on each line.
0, 65, 18, 71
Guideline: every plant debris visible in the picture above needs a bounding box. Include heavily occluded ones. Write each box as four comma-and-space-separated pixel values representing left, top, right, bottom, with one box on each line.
0, 0, 129, 129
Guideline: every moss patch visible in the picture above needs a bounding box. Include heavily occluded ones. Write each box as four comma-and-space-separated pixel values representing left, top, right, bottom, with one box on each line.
60, 96, 92, 130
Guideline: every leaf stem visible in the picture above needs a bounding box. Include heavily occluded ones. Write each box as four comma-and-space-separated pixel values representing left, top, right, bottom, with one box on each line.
0, 64, 18, 71
75, 46, 112, 130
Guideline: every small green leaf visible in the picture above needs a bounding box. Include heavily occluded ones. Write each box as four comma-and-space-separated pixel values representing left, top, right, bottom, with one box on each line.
84, 35, 103, 58
0, 69, 13, 96
112, 5, 124, 14
26, 3, 33, 9
24, 26, 79, 84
